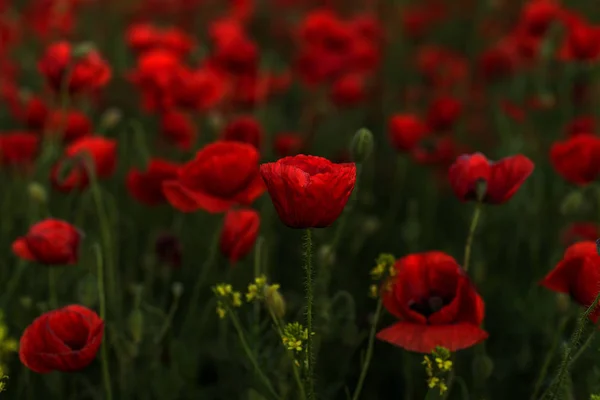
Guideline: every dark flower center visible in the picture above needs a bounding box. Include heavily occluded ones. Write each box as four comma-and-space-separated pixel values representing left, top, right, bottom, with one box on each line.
409, 296, 452, 317
63, 336, 88, 351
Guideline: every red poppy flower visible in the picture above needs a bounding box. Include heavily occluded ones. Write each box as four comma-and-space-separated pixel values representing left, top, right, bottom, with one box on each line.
562, 223, 600, 246
565, 116, 595, 137
51, 137, 117, 192
550, 134, 600, 185
160, 111, 197, 151
12, 219, 82, 265
126, 159, 180, 206
38, 42, 111, 95
162, 141, 265, 213
448, 153, 534, 204
0, 132, 40, 168
330, 73, 366, 107
541, 241, 600, 322
44, 110, 92, 143
19, 305, 103, 373
388, 114, 430, 152
13, 96, 49, 130
377, 252, 487, 353
260, 155, 356, 228
426, 96, 463, 131
221, 116, 263, 149
220, 209, 260, 263
274, 133, 304, 157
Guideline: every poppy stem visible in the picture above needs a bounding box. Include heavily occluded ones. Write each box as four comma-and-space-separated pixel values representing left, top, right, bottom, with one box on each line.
92, 243, 113, 400
541, 292, 600, 400
303, 228, 316, 399
463, 202, 483, 272
181, 219, 223, 335
530, 317, 568, 400
351, 298, 383, 400
227, 308, 281, 400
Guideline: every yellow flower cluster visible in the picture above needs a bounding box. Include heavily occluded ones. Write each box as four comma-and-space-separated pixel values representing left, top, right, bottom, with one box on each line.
246, 275, 280, 302
281, 322, 309, 352
212, 283, 242, 319
0, 312, 17, 375
591, 395, 600, 400
368, 253, 397, 298
423, 346, 453, 395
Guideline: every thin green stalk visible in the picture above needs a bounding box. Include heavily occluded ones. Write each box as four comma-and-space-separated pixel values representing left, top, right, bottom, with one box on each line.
228, 309, 280, 400
268, 309, 306, 400
153, 296, 181, 345
303, 229, 316, 399
463, 202, 483, 272
48, 269, 58, 308
1, 261, 26, 308
92, 244, 113, 400
530, 318, 568, 400
568, 324, 597, 368
182, 221, 223, 333
542, 292, 600, 400
351, 298, 383, 400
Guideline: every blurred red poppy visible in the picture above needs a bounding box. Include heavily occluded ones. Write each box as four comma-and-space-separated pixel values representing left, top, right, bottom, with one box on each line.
163, 142, 265, 213
221, 116, 263, 149
38, 42, 111, 95
0, 132, 40, 168
448, 153, 534, 204
550, 134, 600, 185
388, 114, 430, 152
565, 116, 595, 137
51, 136, 117, 192
274, 133, 304, 157
562, 223, 600, 246
127, 159, 180, 206
44, 110, 92, 143
12, 219, 82, 265
541, 241, 600, 322
160, 111, 197, 151
20, 305, 103, 373
377, 252, 488, 353
426, 96, 463, 131
260, 155, 356, 228
220, 209, 260, 263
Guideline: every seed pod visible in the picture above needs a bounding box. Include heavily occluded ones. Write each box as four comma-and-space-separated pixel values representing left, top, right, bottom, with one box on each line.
350, 128, 374, 163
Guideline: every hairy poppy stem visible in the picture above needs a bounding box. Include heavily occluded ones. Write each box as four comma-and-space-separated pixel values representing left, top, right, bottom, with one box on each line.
541, 292, 600, 400
463, 202, 483, 272
530, 317, 568, 400
227, 308, 280, 400
303, 229, 316, 399
351, 298, 383, 400
92, 243, 113, 400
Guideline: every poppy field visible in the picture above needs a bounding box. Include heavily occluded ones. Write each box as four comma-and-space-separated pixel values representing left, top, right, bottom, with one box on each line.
3, 0, 600, 399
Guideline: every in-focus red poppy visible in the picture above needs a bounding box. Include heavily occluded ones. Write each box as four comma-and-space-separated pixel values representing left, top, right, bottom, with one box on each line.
377, 252, 488, 353
448, 153, 534, 204
220, 209, 260, 263
51, 137, 117, 192
221, 116, 263, 149
19, 305, 103, 373
0, 132, 40, 168
541, 241, 600, 322
260, 155, 356, 228
38, 42, 111, 95
561, 223, 600, 246
126, 159, 180, 206
162, 141, 265, 213
550, 134, 600, 185
388, 114, 430, 152
12, 219, 82, 265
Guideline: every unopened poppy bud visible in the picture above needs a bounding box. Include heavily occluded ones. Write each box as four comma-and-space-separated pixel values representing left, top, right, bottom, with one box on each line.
350, 128, 374, 163
556, 293, 571, 314
265, 286, 286, 318
76, 274, 98, 308
28, 182, 47, 204
171, 282, 184, 298
100, 108, 122, 130
560, 191, 584, 216
72, 42, 96, 59
127, 308, 144, 344
471, 354, 494, 381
